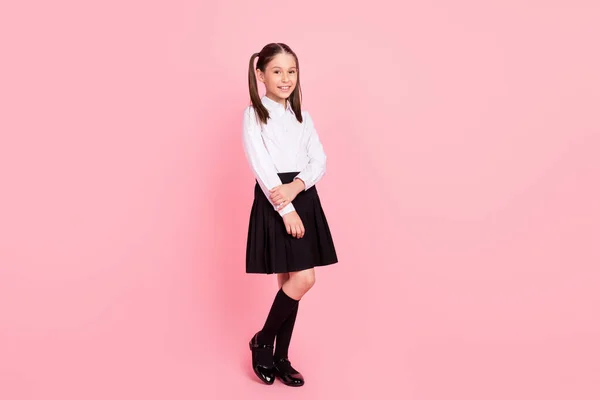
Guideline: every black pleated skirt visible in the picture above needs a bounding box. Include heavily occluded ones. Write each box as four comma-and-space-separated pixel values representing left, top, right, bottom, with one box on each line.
246, 172, 338, 274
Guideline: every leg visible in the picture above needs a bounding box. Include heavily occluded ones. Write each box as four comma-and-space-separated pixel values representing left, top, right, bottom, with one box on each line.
273, 268, 315, 387
249, 272, 297, 385
256, 269, 315, 345
257, 271, 307, 344
274, 272, 296, 361
250, 269, 315, 386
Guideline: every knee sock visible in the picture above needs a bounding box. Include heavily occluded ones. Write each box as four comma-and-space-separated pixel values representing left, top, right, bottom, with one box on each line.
274, 302, 298, 360
258, 288, 299, 345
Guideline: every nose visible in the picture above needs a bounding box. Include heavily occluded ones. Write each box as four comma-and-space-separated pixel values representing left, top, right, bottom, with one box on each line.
281, 72, 290, 82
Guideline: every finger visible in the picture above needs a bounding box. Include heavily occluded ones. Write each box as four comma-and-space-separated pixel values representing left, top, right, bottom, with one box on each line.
285, 223, 291, 235
300, 225, 305, 238
291, 225, 297, 238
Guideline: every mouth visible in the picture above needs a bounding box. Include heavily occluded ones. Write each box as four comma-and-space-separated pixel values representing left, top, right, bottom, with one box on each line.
278, 86, 292, 92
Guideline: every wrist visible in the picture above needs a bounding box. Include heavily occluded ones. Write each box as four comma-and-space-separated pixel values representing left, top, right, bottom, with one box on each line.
292, 177, 305, 193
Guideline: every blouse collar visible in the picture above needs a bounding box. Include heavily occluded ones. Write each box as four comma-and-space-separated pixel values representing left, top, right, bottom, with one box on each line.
261, 95, 293, 116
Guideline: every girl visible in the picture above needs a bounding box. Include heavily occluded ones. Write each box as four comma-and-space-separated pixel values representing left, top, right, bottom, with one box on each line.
242, 43, 338, 387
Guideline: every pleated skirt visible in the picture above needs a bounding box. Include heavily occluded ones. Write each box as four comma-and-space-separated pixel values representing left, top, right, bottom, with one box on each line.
246, 172, 338, 274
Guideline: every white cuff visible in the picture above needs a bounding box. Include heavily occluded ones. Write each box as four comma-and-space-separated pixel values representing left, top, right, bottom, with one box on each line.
278, 203, 295, 217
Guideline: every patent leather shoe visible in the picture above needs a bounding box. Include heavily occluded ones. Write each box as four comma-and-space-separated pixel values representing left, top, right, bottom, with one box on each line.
248, 332, 275, 385
274, 357, 304, 387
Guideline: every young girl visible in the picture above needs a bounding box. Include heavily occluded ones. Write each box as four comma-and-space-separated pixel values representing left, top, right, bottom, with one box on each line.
242, 43, 338, 387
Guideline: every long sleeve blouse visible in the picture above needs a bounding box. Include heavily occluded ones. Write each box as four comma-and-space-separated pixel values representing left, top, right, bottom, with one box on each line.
242, 95, 327, 217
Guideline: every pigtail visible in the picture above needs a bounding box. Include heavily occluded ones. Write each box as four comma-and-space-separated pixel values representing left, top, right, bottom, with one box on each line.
248, 52, 269, 125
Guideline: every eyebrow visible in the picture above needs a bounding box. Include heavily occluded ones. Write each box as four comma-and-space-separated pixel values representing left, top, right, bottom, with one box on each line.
270, 66, 297, 70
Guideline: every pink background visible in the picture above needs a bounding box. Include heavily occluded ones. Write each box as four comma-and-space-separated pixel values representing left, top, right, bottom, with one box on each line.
1, 1, 599, 399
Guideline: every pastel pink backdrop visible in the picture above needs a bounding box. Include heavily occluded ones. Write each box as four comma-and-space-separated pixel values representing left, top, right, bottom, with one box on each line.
1, 1, 599, 399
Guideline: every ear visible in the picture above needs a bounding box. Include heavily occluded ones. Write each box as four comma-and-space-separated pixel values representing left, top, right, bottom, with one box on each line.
256, 68, 265, 83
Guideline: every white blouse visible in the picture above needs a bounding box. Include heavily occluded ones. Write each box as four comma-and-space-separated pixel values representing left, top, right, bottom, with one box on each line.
242, 95, 327, 217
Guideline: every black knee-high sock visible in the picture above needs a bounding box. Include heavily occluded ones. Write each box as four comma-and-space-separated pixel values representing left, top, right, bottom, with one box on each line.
274, 302, 298, 360
258, 288, 299, 344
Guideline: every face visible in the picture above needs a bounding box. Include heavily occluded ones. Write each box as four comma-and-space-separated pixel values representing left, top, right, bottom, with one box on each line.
257, 52, 298, 105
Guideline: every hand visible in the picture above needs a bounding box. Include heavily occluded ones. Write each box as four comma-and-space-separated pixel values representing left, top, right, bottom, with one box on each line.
270, 178, 305, 211
282, 211, 305, 238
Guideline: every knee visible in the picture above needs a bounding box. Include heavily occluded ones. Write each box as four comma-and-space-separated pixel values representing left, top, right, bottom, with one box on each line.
293, 273, 316, 293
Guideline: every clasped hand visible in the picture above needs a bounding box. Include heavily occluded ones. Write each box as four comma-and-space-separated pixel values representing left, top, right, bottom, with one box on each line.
270, 179, 306, 239
269, 182, 299, 211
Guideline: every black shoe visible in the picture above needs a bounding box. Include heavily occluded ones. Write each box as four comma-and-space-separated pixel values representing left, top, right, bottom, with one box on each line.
274, 357, 305, 387
249, 332, 275, 385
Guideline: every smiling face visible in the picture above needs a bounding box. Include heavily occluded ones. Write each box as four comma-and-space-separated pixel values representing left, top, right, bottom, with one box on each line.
257, 52, 298, 106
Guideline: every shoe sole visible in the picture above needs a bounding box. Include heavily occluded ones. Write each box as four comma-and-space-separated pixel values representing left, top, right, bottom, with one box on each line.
276, 376, 304, 387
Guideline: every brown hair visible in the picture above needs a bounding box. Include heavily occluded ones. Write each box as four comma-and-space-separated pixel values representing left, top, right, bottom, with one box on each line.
248, 43, 303, 125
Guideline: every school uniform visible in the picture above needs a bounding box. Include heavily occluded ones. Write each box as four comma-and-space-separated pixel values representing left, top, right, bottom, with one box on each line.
242, 95, 338, 274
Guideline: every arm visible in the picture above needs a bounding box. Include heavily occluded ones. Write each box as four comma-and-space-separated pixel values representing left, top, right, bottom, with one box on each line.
294, 111, 327, 191
242, 107, 295, 217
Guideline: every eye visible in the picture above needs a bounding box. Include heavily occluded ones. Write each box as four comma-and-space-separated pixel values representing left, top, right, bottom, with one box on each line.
289, 70, 296, 74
